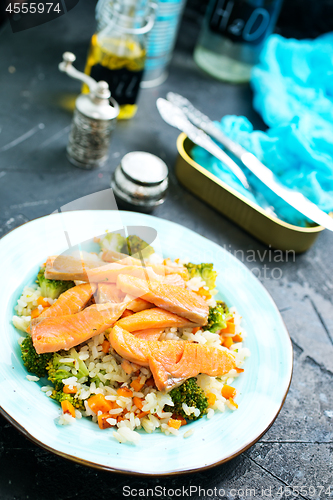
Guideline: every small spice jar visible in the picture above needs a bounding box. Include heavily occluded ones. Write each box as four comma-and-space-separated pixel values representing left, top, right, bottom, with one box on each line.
111, 151, 168, 212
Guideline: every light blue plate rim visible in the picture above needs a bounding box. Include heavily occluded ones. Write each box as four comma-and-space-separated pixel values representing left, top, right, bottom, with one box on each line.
0, 210, 293, 475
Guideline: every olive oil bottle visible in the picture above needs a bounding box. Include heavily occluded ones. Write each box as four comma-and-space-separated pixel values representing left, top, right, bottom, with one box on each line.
83, 0, 156, 120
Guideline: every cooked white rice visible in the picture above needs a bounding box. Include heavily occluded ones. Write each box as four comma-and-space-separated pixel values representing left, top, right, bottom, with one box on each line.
12, 284, 55, 332
13, 258, 250, 445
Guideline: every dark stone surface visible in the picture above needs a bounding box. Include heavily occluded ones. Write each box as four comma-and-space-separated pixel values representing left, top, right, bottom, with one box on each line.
0, 1, 332, 499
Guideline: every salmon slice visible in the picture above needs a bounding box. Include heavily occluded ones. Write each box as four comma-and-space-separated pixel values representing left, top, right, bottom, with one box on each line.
134, 328, 164, 341
101, 249, 189, 280
110, 325, 184, 366
46, 258, 155, 283
46, 253, 186, 288
33, 284, 97, 325
148, 341, 236, 391
87, 264, 162, 283
97, 283, 126, 304
110, 326, 235, 391
32, 302, 128, 354
162, 274, 185, 288
116, 307, 198, 332
125, 296, 154, 313
88, 265, 185, 286
117, 275, 209, 326
45, 254, 105, 281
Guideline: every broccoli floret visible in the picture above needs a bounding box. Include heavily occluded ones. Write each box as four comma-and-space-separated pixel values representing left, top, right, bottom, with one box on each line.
206, 301, 229, 333
121, 235, 155, 259
50, 390, 85, 411
37, 267, 75, 300
164, 378, 208, 421
99, 232, 126, 252
185, 263, 217, 290
99, 232, 154, 259
20, 335, 53, 378
46, 361, 72, 391
46, 349, 89, 391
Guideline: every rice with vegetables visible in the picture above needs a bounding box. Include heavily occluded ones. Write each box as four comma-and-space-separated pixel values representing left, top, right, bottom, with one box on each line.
12, 233, 250, 444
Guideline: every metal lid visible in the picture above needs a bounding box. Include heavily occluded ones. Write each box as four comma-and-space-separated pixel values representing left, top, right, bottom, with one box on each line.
121, 152, 168, 187
111, 151, 168, 212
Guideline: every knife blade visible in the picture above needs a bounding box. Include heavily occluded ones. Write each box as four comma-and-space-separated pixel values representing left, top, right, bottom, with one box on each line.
166, 92, 333, 231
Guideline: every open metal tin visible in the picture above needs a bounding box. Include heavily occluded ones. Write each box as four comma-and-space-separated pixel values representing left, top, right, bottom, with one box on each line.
175, 133, 324, 253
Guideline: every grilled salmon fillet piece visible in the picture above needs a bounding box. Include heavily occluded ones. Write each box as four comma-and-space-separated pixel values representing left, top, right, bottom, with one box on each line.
32, 301, 127, 354
101, 249, 189, 280
46, 255, 186, 287
45, 255, 104, 281
115, 307, 198, 332
117, 274, 209, 326
125, 296, 154, 313
96, 283, 126, 304
134, 328, 165, 341
110, 325, 235, 391
32, 283, 97, 326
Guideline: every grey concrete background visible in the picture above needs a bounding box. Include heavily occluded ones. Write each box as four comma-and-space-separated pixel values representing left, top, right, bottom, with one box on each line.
0, 1, 332, 499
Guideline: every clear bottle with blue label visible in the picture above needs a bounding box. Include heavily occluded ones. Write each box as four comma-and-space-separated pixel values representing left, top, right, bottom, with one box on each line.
194, 0, 284, 83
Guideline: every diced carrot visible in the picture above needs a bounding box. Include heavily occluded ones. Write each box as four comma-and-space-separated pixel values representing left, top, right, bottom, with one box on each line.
233, 334, 243, 343
37, 297, 51, 308
31, 308, 40, 319
145, 377, 155, 387
221, 321, 236, 335
117, 387, 133, 398
116, 410, 129, 423
168, 418, 182, 430
110, 400, 121, 410
26, 325, 31, 334
63, 385, 77, 394
197, 287, 211, 299
192, 327, 200, 334
228, 398, 238, 409
228, 317, 235, 324
133, 396, 143, 410
61, 400, 75, 418
206, 392, 216, 406
87, 394, 113, 413
121, 309, 134, 318
235, 367, 244, 373
222, 337, 234, 349
222, 385, 237, 400
136, 411, 150, 419
98, 413, 115, 429
173, 415, 187, 426
101, 339, 110, 354
121, 359, 135, 374
130, 378, 144, 392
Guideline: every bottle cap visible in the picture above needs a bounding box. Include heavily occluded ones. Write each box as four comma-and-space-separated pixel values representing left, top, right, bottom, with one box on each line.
111, 151, 168, 212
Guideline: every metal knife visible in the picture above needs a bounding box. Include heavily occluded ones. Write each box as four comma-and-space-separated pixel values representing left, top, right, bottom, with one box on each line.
156, 98, 250, 190
166, 92, 333, 231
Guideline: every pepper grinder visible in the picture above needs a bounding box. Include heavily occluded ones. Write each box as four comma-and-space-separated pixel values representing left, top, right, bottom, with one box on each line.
59, 52, 120, 169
